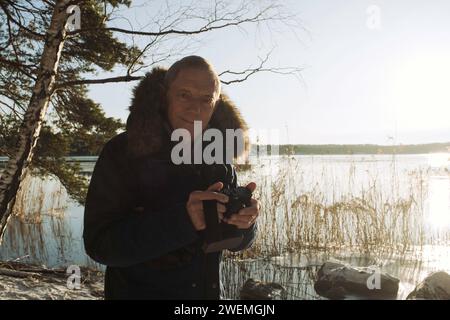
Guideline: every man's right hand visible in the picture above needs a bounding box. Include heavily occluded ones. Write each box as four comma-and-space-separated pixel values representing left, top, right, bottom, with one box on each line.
186, 182, 229, 231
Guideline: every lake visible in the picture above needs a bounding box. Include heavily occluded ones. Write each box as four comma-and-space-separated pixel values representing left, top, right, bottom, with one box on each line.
0, 153, 449, 299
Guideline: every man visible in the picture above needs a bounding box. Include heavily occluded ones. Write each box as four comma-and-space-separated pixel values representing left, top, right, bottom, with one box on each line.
83, 56, 259, 300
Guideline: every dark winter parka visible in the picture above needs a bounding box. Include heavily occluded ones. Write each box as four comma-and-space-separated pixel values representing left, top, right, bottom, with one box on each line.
83, 67, 257, 300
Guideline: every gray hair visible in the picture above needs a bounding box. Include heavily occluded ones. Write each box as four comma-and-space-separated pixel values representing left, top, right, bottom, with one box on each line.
164, 55, 221, 99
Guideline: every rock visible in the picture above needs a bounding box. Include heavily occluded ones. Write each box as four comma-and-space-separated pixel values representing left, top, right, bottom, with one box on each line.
314, 261, 399, 299
240, 278, 286, 300
406, 271, 450, 300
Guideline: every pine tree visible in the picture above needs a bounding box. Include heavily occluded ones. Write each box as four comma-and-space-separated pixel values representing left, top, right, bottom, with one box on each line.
0, 0, 300, 240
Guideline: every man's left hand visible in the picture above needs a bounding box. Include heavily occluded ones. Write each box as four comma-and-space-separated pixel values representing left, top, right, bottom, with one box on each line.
223, 182, 259, 229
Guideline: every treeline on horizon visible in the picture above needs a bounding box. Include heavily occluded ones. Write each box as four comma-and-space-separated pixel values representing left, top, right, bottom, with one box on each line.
1, 142, 450, 158
252, 142, 450, 155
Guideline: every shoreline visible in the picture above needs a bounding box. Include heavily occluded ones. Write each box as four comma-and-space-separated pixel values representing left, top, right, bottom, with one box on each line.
0, 261, 104, 300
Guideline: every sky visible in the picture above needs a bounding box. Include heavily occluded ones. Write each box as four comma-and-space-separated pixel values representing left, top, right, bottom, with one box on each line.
87, 0, 450, 145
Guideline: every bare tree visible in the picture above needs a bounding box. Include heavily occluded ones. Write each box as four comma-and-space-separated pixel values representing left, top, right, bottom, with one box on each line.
0, 0, 302, 242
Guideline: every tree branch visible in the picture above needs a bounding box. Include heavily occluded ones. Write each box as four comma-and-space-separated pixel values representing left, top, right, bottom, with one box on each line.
219, 52, 303, 85
66, 9, 272, 37
54, 75, 143, 90
0, 1, 46, 40
0, 56, 37, 80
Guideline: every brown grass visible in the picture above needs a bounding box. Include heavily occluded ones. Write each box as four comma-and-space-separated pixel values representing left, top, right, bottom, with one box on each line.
229, 155, 449, 259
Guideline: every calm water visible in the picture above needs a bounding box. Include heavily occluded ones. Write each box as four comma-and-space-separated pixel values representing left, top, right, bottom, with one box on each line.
0, 154, 449, 299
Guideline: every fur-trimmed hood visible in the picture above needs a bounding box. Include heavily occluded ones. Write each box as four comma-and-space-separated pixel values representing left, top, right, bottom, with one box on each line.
126, 67, 250, 159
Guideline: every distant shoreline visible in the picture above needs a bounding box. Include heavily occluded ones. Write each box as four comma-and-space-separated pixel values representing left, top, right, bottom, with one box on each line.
253, 142, 450, 155
1, 142, 449, 158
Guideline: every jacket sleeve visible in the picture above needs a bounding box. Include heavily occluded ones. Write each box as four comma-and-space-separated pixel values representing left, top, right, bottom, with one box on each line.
227, 165, 258, 252
83, 139, 200, 268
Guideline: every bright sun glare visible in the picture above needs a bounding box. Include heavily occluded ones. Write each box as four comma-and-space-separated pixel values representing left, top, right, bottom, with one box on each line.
427, 176, 450, 229
425, 154, 450, 230
390, 53, 450, 229
390, 53, 450, 132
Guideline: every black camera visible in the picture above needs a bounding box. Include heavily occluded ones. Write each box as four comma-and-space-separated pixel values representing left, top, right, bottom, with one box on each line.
202, 185, 253, 253
198, 164, 254, 253
220, 186, 253, 219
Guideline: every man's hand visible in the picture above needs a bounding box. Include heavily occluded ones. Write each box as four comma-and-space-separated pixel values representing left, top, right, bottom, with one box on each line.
186, 182, 229, 231
224, 182, 259, 229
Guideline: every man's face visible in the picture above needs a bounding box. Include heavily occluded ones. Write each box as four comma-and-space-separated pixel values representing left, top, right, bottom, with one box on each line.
166, 67, 218, 139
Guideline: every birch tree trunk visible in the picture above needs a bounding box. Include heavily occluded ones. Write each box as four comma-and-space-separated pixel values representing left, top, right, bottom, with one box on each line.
0, 0, 71, 242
